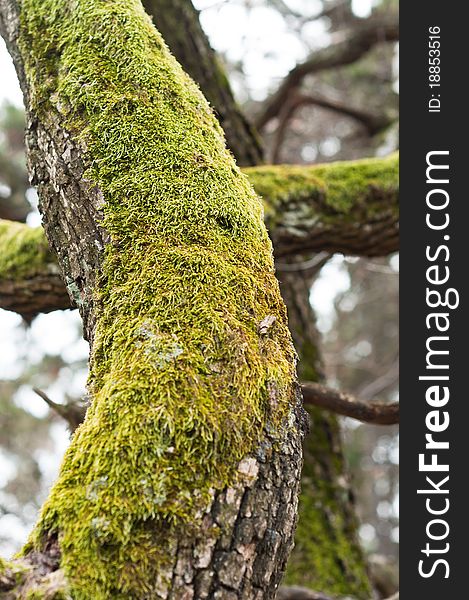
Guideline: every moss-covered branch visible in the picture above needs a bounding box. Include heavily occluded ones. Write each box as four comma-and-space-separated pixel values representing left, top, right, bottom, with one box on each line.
0, 155, 398, 318
1, 0, 305, 597
0, 219, 70, 319
248, 153, 399, 258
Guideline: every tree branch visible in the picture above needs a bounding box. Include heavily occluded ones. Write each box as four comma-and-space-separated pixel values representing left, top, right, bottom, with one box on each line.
290, 93, 393, 135
0, 273, 70, 320
0, 218, 71, 319
0, 155, 398, 318
270, 91, 393, 162
33, 388, 86, 432
256, 12, 399, 130
301, 382, 399, 425
249, 153, 399, 259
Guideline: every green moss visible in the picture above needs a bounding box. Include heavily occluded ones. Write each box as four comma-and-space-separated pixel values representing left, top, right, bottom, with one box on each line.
0, 219, 58, 280
245, 153, 399, 228
285, 408, 371, 598
18, 1, 296, 597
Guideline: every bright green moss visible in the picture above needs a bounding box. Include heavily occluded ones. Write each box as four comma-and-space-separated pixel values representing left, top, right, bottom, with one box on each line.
0, 219, 58, 280
245, 153, 399, 227
19, 1, 296, 597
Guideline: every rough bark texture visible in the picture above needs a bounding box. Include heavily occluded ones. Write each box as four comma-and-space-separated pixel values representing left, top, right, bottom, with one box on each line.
277, 267, 372, 597
0, 273, 69, 320
0, 1, 305, 598
142, 0, 263, 166
0, 155, 398, 317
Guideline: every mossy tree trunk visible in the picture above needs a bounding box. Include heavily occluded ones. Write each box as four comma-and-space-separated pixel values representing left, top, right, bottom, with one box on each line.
0, 155, 398, 319
0, 1, 306, 598
140, 1, 380, 592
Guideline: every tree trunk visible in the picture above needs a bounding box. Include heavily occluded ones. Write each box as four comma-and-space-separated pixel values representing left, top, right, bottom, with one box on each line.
0, 1, 305, 598
278, 268, 372, 598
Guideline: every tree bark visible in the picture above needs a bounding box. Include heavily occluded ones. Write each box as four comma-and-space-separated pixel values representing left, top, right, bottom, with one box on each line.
142, 0, 264, 166
0, 1, 305, 598
277, 268, 372, 597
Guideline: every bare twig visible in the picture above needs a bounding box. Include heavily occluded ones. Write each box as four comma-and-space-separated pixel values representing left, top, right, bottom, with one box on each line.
301, 382, 399, 425
293, 93, 392, 134
33, 388, 86, 432
270, 91, 392, 162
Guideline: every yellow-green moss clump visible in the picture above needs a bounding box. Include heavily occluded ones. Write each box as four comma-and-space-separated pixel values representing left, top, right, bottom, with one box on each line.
0, 219, 57, 280
19, 0, 297, 597
245, 153, 399, 227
